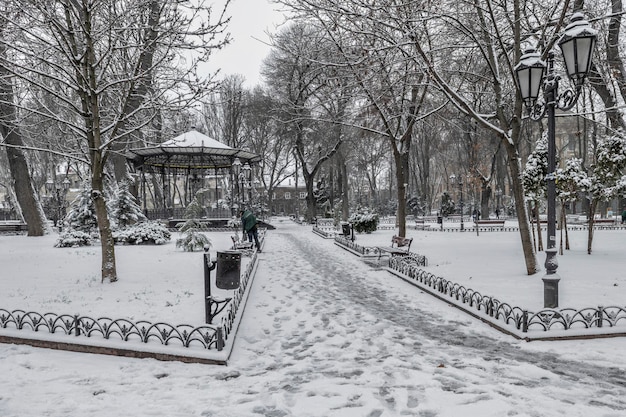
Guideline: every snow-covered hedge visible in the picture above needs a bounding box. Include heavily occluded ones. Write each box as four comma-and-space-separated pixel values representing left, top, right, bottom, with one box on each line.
113, 221, 171, 245
349, 211, 379, 234
54, 230, 94, 247
175, 219, 211, 252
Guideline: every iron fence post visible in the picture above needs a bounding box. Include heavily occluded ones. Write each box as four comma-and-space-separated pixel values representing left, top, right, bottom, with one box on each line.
203, 246, 216, 324
217, 327, 224, 351
74, 314, 80, 336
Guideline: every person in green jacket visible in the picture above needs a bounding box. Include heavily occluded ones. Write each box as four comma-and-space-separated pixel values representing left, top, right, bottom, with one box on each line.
240, 208, 261, 251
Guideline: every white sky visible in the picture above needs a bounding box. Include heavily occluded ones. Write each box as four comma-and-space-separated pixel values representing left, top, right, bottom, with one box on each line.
208, 0, 287, 88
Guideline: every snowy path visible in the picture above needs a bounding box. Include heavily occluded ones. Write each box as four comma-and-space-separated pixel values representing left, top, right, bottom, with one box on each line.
1, 220, 626, 416
232, 223, 626, 416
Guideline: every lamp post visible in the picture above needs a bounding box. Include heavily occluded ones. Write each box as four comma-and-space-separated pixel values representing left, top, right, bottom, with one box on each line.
515, 12, 596, 308
45, 177, 70, 229
242, 162, 251, 205
450, 174, 464, 230
232, 157, 242, 212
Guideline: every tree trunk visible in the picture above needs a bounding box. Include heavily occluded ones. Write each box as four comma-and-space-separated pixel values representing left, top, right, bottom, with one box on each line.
529, 202, 536, 252
109, 0, 161, 182
587, 199, 597, 255
0, 58, 47, 236
480, 183, 491, 220
338, 151, 349, 222
505, 139, 538, 274
2, 137, 47, 236
535, 202, 543, 252
92, 150, 117, 283
393, 150, 409, 237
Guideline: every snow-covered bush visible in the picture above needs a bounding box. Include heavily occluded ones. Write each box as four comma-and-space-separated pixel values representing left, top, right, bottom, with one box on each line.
227, 216, 241, 228
175, 198, 211, 252
175, 219, 211, 251
113, 221, 171, 245
440, 191, 455, 217
349, 210, 379, 234
183, 196, 204, 219
110, 180, 146, 229
65, 184, 99, 233
54, 230, 94, 248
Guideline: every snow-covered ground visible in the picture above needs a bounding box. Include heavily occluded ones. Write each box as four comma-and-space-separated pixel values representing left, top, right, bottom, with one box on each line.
1, 217, 626, 416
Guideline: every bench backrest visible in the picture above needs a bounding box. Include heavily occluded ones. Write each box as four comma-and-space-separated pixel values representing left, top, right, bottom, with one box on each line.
391, 235, 412, 250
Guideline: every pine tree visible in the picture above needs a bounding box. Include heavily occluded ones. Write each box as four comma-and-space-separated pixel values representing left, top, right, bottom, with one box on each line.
521, 133, 548, 202
183, 196, 204, 219
64, 183, 98, 233
440, 192, 455, 217
175, 196, 211, 252
111, 180, 146, 229
584, 132, 626, 253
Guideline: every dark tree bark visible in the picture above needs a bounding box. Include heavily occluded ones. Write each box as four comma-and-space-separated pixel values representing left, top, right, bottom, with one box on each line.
0, 44, 46, 236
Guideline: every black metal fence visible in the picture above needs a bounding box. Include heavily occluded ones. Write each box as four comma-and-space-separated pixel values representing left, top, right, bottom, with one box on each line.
0, 231, 265, 353
334, 235, 380, 257
385, 257, 626, 337
329, 232, 626, 339
0, 310, 224, 349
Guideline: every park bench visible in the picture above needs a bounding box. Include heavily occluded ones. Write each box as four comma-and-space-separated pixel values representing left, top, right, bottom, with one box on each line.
474, 219, 505, 230
592, 219, 615, 225
231, 234, 253, 251
414, 219, 431, 230
377, 217, 396, 230
315, 218, 337, 232
591, 218, 618, 229
0, 222, 28, 233
377, 235, 413, 261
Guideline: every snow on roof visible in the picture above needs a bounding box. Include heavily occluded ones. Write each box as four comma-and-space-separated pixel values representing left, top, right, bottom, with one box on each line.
160, 129, 232, 150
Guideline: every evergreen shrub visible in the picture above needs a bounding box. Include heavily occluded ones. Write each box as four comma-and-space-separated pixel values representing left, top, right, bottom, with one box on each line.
114, 221, 171, 245
54, 230, 94, 247
349, 211, 379, 234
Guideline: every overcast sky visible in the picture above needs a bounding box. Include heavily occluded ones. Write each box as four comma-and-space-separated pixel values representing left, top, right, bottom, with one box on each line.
208, 0, 287, 88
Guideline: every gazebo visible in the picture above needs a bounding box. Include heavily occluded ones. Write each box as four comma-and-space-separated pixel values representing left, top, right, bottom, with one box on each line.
126, 129, 261, 220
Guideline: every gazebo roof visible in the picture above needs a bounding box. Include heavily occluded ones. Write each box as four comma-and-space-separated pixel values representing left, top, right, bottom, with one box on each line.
126, 129, 261, 171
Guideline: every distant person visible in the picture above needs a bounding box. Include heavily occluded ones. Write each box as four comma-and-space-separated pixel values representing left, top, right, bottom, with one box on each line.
240, 208, 261, 252
622, 208, 626, 224
495, 208, 500, 219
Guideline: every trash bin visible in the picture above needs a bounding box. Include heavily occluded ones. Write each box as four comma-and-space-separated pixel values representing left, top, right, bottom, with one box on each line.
340, 222, 353, 241
216, 251, 241, 290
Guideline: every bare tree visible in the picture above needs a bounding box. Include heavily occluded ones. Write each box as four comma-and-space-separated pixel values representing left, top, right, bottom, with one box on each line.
0, 15, 48, 235
277, 0, 440, 236
263, 22, 344, 221
202, 74, 246, 148
240, 87, 292, 215
0, 0, 230, 282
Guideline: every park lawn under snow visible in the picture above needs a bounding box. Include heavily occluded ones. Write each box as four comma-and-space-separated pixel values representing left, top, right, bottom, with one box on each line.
0, 230, 249, 326
1, 219, 625, 324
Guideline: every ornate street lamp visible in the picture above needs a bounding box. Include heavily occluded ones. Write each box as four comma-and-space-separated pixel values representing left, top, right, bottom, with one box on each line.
45, 177, 71, 229
242, 162, 251, 204
450, 174, 464, 231
231, 157, 242, 211
515, 12, 597, 308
